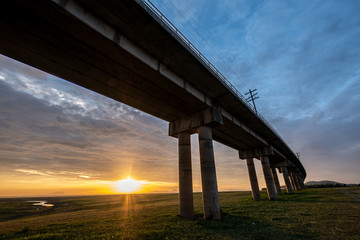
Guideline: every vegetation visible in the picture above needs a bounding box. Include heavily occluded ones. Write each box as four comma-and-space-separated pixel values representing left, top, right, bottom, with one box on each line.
305, 183, 360, 188
0, 187, 359, 240
305, 180, 360, 188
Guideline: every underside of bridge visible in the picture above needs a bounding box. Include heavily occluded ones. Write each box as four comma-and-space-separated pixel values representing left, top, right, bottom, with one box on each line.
0, 0, 306, 220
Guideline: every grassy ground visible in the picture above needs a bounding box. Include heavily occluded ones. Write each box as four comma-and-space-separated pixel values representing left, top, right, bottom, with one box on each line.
0, 187, 359, 240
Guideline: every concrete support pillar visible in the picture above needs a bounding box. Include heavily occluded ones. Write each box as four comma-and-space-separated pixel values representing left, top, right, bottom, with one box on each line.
246, 158, 261, 200
198, 126, 221, 220
260, 156, 278, 200
300, 178, 305, 189
271, 167, 282, 194
298, 178, 303, 189
281, 167, 293, 194
290, 171, 299, 190
295, 175, 302, 190
178, 132, 194, 219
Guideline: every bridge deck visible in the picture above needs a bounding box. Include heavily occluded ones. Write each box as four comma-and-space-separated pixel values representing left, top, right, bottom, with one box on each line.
0, 0, 305, 176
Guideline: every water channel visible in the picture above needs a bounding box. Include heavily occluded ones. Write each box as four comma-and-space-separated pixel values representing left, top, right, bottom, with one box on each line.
26, 201, 54, 207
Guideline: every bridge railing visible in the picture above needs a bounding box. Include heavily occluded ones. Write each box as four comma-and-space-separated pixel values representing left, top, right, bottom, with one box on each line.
140, 0, 290, 147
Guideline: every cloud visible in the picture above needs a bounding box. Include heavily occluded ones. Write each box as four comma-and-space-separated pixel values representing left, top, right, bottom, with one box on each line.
1, 0, 360, 198
0, 56, 180, 183
0, 54, 251, 193
271, 78, 360, 182
15, 169, 49, 176
150, 0, 360, 184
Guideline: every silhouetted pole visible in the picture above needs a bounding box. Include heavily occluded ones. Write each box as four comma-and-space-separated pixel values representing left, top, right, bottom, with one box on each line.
245, 89, 259, 113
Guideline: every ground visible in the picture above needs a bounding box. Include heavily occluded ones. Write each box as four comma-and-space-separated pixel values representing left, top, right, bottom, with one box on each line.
0, 187, 359, 240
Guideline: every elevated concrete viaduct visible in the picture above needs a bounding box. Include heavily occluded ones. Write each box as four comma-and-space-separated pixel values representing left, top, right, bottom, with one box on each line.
0, 0, 306, 219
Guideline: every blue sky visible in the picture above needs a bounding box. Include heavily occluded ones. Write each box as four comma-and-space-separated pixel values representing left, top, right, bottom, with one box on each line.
151, 0, 360, 180
0, 0, 359, 196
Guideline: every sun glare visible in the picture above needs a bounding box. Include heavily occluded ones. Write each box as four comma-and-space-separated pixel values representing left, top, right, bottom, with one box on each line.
115, 177, 141, 193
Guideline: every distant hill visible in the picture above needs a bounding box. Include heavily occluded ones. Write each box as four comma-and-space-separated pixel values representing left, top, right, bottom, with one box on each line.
305, 180, 358, 188
306, 180, 344, 186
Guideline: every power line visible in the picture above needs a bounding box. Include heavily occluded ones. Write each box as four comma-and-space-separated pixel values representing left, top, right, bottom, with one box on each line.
245, 89, 259, 113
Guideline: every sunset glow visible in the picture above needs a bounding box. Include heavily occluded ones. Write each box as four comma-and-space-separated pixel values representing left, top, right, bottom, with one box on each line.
115, 177, 141, 193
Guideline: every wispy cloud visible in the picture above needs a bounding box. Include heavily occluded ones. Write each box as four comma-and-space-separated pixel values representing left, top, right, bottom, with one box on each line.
15, 169, 49, 176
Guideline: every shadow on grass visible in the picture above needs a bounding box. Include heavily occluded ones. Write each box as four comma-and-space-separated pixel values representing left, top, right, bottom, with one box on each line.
277, 189, 358, 204
185, 211, 317, 240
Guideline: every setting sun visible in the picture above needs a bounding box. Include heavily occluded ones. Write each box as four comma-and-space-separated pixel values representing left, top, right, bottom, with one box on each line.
115, 177, 141, 193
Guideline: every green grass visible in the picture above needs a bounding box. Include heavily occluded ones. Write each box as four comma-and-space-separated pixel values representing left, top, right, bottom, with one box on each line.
0, 187, 359, 240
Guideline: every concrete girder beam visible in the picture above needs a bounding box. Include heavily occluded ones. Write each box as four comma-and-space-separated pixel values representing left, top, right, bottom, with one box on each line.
239, 146, 274, 160
274, 160, 290, 168
169, 106, 222, 137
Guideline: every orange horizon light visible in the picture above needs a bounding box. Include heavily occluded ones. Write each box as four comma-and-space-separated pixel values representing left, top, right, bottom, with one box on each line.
114, 177, 141, 193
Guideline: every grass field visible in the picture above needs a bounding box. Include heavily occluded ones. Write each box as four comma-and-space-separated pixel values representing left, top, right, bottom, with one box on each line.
0, 187, 359, 240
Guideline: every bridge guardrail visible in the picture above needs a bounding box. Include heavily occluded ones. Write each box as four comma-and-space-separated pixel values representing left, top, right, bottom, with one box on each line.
140, 0, 295, 155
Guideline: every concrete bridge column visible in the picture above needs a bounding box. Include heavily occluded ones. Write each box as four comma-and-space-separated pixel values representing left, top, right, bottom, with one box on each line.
261, 155, 278, 200
178, 131, 194, 219
299, 178, 305, 189
271, 167, 282, 194
295, 174, 302, 190
290, 171, 299, 190
281, 167, 293, 194
198, 125, 221, 220
246, 158, 261, 200
298, 178, 304, 189
289, 171, 296, 190
169, 106, 223, 220
239, 146, 276, 200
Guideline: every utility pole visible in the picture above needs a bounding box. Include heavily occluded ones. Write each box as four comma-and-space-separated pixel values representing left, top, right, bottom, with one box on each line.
245, 89, 259, 113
